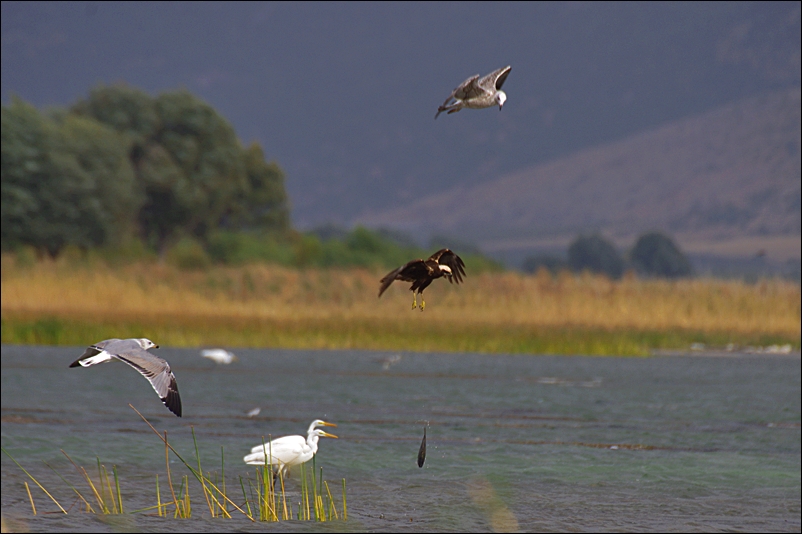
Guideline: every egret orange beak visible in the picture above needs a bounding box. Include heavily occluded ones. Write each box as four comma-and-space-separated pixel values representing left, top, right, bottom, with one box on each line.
319, 431, 338, 439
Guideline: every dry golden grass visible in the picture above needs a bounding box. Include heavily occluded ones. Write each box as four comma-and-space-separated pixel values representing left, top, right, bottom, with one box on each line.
1, 253, 799, 354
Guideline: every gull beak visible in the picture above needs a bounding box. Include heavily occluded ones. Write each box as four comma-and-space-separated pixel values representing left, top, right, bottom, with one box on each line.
320, 431, 338, 439
154, 345, 160, 349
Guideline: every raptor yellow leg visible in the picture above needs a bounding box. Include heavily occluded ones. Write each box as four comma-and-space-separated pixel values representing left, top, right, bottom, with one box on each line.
420, 297, 425, 311
412, 293, 417, 310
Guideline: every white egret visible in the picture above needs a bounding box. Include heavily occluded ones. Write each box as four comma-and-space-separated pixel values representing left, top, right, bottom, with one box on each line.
244, 420, 338, 475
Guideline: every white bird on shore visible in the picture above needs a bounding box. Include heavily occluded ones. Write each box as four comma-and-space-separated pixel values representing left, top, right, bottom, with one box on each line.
69, 338, 182, 417
244, 419, 338, 475
435, 65, 511, 119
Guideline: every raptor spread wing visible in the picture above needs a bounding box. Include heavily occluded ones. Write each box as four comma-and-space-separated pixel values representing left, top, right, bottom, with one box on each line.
428, 249, 466, 284
379, 259, 429, 297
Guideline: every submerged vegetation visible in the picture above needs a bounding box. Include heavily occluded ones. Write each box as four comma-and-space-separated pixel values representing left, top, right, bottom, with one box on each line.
2, 405, 346, 522
1, 252, 799, 355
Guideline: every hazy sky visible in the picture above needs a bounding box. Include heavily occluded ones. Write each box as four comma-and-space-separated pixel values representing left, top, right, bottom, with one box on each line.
2, 1, 800, 229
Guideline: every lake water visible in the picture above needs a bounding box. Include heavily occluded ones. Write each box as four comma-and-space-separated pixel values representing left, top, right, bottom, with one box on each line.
2, 345, 800, 532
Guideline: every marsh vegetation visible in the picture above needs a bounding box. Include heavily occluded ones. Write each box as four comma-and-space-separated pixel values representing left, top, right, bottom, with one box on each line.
2, 253, 798, 355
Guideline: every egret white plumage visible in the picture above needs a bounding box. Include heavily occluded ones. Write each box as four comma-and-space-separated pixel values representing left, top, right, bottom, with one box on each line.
244, 420, 338, 475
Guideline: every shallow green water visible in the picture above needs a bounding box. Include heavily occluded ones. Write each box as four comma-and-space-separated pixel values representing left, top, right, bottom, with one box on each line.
2, 345, 799, 532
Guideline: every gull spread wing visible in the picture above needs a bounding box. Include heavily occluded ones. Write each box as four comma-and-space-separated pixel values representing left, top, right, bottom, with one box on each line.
113, 347, 182, 417
452, 74, 484, 101
479, 66, 511, 92
71, 338, 182, 417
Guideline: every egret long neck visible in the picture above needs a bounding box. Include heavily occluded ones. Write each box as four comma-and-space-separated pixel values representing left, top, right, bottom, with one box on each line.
307, 433, 320, 454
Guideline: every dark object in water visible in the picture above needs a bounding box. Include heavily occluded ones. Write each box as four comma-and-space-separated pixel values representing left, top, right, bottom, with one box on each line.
418, 426, 427, 467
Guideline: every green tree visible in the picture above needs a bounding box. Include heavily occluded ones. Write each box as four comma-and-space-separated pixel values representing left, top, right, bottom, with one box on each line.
1, 98, 138, 256
73, 85, 290, 254
630, 232, 693, 278
567, 234, 624, 279
70, 84, 160, 142
226, 142, 290, 232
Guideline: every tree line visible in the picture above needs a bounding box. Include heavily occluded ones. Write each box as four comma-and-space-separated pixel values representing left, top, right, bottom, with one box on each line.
2, 85, 290, 257
523, 232, 694, 279
1, 87, 503, 273
1, 85, 688, 278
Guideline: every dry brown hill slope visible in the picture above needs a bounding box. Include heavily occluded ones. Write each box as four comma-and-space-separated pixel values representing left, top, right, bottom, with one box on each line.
356, 88, 801, 257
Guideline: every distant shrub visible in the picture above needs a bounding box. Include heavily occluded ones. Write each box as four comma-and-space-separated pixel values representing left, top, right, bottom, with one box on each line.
522, 255, 568, 274
207, 230, 296, 266
567, 234, 624, 279
14, 245, 38, 268
206, 226, 503, 273
630, 232, 692, 278
167, 237, 211, 270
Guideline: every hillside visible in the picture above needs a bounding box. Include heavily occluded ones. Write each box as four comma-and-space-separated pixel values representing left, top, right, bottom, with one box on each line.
3, 3, 800, 228
355, 88, 801, 261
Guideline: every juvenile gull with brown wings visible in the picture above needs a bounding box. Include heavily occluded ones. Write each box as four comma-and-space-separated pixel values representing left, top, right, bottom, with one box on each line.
69, 338, 182, 417
379, 249, 466, 310
435, 65, 511, 119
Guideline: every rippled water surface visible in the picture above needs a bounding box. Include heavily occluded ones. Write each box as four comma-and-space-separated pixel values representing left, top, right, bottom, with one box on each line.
2, 345, 800, 532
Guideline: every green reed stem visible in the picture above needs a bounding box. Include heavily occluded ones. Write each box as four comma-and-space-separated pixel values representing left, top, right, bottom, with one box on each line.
164, 431, 180, 517
239, 476, 252, 519
130, 405, 248, 520
221, 446, 227, 516
191, 426, 214, 516
300, 461, 309, 520
324, 480, 338, 520
60, 451, 104, 514
113, 465, 123, 514
342, 478, 347, 521
42, 459, 95, 513
156, 474, 162, 517
100, 462, 117, 513
0, 447, 67, 514
95, 458, 109, 513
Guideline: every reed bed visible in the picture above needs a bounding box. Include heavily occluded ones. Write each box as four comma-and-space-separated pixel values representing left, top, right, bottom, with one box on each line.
1, 253, 799, 355
1, 405, 346, 522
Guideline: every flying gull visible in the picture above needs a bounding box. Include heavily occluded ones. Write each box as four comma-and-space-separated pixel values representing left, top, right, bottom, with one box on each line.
435, 65, 511, 119
69, 338, 182, 417
379, 249, 466, 310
